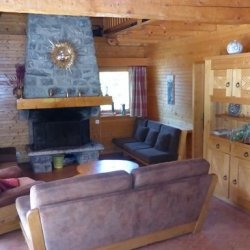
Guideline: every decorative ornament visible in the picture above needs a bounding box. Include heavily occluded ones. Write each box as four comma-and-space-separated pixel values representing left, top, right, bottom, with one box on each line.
50, 41, 76, 70
228, 103, 241, 116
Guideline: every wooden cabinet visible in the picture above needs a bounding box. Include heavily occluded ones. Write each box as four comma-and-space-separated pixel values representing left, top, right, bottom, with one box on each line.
230, 156, 250, 211
207, 136, 230, 199
204, 53, 250, 212
90, 115, 136, 154
212, 68, 250, 98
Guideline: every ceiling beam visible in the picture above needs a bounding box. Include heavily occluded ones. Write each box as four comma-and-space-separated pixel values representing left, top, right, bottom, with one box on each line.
2, 1, 250, 24
144, 21, 217, 32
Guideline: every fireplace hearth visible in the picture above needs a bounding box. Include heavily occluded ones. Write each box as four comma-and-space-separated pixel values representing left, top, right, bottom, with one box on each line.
27, 108, 103, 173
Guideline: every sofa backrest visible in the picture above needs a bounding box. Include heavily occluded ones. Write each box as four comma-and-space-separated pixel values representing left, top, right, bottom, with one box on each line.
132, 117, 148, 136
146, 120, 162, 132
132, 158, 209, 188
30, 170, 132, 208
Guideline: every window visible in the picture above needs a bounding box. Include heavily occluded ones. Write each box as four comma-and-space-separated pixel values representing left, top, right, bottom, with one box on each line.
99, 70, 130, 113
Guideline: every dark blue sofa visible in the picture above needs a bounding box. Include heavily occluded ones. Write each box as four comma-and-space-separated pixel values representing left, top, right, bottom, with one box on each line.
112, 118, 181, 165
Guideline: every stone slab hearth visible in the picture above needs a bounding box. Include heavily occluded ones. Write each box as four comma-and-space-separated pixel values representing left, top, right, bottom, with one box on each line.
28, 143, 104, 173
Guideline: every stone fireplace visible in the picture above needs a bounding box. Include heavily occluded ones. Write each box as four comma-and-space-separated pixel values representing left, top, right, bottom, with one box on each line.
22, 14, 105, 172
24, 14, 101, 99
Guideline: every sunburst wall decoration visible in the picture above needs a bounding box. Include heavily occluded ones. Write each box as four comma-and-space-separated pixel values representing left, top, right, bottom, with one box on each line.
50, 41, 76, 70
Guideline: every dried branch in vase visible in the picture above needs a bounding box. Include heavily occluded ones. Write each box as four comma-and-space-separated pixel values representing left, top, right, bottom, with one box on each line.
4, 64, 25, 98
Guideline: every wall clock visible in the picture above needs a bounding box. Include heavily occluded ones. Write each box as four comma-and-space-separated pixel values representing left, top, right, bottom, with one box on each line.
50, 41, 76, 70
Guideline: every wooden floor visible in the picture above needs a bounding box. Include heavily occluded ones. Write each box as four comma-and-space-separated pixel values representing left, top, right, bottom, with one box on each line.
21, 163, 78, 182
20, 152, 136, 182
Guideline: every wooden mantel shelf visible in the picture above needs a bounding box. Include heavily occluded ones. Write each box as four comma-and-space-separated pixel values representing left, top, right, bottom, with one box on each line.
16, 96, 113, 110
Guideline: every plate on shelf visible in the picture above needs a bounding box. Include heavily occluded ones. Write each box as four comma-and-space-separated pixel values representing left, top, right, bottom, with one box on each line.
228, 103, 241, 116
211, 129, 230, 137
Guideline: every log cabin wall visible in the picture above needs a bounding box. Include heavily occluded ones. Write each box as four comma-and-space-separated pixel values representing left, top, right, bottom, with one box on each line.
147, 24, 250, 129
2, 13, 250, 161
0, 13, 148, 161
0, 13, 28, 162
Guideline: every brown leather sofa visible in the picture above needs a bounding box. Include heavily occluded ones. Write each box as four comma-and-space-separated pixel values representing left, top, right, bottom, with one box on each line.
16, 158, 217, 250
0, 147, 42, 235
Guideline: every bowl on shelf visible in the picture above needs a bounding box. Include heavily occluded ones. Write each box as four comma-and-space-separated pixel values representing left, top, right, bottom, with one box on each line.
227, 40, 243, 54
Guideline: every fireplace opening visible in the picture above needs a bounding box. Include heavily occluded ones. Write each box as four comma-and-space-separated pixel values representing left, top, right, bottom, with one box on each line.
29, 108, 91, 150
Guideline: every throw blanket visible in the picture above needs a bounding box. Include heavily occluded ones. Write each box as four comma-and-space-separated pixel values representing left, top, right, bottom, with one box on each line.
0, 178, 19, 192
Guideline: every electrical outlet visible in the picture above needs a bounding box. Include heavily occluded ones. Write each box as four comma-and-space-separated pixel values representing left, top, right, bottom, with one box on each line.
95, 119, 100, 124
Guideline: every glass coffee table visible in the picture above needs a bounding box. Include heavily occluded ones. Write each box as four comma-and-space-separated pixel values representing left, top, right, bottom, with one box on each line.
76, 159, 139, 175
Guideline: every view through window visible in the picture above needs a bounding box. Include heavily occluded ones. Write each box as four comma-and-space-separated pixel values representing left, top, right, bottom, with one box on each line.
99, 70, 130, 113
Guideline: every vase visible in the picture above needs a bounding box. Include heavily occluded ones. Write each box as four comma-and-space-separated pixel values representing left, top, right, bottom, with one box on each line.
121, 104, 126, 115
15, 86, 23, 99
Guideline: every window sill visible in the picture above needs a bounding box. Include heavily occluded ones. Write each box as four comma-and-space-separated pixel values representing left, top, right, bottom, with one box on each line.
100, 112, 131, 118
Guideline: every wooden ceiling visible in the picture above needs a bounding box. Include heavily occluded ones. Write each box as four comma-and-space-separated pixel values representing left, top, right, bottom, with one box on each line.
2, 1, 250, 46
100, 18, 223, 46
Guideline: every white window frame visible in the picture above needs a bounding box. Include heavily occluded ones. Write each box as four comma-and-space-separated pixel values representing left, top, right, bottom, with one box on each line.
99, 67, 130, 115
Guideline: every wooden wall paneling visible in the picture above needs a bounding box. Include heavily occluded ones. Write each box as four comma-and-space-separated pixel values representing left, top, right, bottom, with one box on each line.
94, 37, 147, 58
147, 24, 250, 136
0, 13, 26, 35
90, 116, 136, 155
192, 62, 205, 158
0, 30, 28, 162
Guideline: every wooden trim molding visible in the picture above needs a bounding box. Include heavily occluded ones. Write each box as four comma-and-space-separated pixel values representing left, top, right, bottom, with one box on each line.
0, 204, 20, 235
2, 1, 250, 24
16, 96, 113, 110
27, 209, 46, 250
194, 174, 218, 233
97, 222, 196, 250
97, 57, 150, 67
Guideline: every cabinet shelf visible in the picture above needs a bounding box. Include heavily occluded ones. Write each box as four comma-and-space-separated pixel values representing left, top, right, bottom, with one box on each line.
211, 96, 250, 105
215, 113, 250, 122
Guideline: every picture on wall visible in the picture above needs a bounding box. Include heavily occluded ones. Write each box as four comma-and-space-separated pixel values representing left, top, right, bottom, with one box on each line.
167, 74, 175, 105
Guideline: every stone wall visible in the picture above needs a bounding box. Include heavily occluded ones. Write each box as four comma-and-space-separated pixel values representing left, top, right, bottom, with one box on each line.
24, 14, 101, 98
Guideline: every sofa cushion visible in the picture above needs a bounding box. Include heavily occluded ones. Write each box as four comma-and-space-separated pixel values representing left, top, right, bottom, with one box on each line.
145, 129, 159, 146
154, 133, 171, 151
159, 125, 181, 154
0, 178, 41, 207
133, 148, 177, 164
30, 170, 132, 209
134, 126, 149, 142
123, 142, 151, 153
112, 137, 138, 149
132, 158, 210, 188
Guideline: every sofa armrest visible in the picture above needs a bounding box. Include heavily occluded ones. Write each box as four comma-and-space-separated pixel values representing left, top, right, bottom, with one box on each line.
0, 179, 43, 207
0, 166, 22, 179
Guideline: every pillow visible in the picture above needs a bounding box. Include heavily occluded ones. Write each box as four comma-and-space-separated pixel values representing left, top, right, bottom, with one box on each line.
0, 178, 20, 192
134, 126, 149, 142
155, 133, 171, 151
145, 129, 159, 146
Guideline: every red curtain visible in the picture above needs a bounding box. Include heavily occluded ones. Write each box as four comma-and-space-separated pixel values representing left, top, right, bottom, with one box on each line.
130, 66, 147, 117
